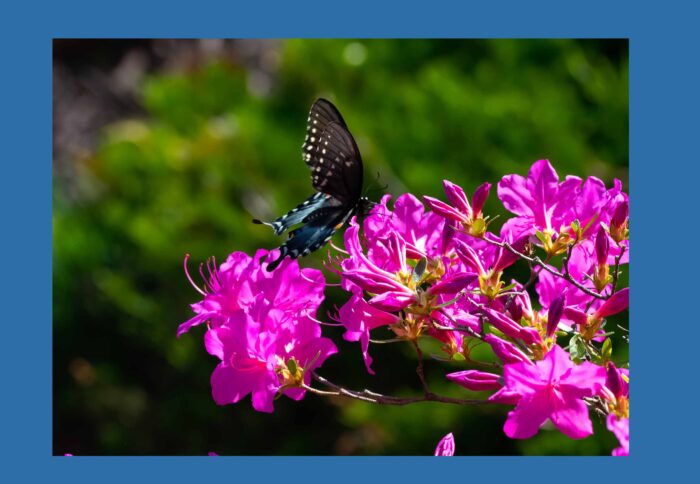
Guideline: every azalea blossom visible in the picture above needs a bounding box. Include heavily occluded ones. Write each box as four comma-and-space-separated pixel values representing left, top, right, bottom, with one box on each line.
501, 345, 606, 439
178, 162, 629, 451
205, 310, 336, 413
498, 159, 581, 243
423, 179, 492, 237
364, 193, 447, 259
180, 249, 336, 412
178, 249, 325, 337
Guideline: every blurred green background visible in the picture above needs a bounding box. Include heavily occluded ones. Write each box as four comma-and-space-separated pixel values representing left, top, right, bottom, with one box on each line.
53, 39, 628, 455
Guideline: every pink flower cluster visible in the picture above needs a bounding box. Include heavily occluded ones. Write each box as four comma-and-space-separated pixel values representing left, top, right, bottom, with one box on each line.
180, 160, 629, 455
178, 250, 336, 412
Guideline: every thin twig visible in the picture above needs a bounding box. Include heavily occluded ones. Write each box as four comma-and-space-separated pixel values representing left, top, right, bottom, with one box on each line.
611, 243, 627, 294
435, 309, 484, 340
411, 340, 431, 395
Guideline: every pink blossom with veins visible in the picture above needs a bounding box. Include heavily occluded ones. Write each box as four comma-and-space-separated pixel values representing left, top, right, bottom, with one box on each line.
178, 249, 325, 337
571, 176, 624, 239
423, 179, 492, 237
498, 159, 582, 240
179, 249, 336, 413
204, 308, 336, 413
363, 193, 447, 259
341, 223, 417, 312
500, 345, 606, 439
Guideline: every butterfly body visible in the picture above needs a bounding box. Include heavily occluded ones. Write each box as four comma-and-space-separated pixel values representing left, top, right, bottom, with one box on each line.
253, 98, 370, 271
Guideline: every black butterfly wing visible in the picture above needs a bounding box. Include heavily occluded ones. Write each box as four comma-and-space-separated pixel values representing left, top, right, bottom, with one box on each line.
302, 99, 363, 205
255, 99, 365, 271
265, 203, 350, 272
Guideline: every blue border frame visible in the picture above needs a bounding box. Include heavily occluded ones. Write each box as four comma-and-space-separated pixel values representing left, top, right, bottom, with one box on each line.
2, 0, 695, 481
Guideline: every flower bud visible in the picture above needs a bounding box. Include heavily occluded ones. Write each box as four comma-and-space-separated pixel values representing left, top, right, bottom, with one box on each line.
594, 288, 629, 320
508, 299, 523, 324
443, 179, 471, 215
423, 195, 466, 224
595, 226, 609, 266
610, 200, 629, 243
471, 182, 491, 217
434, 433, 455, 456
446, 370, 502, 391
611, 200, 629, 228
546, 294, 566, 338
606, 362, 624, 399
482, 308, 525, 342
484, 334, 531, 364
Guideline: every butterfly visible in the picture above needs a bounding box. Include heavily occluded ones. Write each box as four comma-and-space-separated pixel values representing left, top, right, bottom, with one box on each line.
253, 98, 372, 271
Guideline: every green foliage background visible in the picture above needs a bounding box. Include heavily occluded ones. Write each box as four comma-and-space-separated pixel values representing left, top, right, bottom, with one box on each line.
53, 39, 628, 455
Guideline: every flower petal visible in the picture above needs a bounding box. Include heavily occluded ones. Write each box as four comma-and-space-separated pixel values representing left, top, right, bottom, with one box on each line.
504, 392, 552, 439
550, 395, 594, 439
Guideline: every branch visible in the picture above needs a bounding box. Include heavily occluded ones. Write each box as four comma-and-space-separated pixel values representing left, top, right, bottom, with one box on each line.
484, 236, 607, 300
308, 373, 495, 407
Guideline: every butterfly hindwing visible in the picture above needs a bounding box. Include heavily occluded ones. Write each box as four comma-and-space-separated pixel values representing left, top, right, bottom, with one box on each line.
252, 192, 329, 235
265, 206, 348, 272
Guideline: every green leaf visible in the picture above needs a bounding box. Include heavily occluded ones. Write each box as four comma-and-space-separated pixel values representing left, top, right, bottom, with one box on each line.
413, 256, 428, 283
568, 335, 587, 363
601, 338, 612, 362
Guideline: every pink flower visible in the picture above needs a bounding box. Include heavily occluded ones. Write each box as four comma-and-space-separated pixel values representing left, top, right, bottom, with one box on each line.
205, 310, 336, 413
498, 160, 581, 240
180, 249, 336, 413
501, 345, 606, 439
536, 241, 604, 317
178, 250, 325, 337
423, 180, 492, 237
571, 177, 623, 239
434, 433, 455, 456
364, 193, 446, 259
